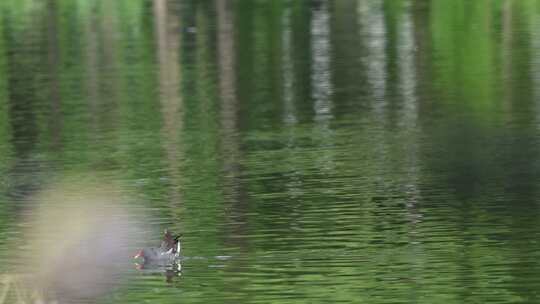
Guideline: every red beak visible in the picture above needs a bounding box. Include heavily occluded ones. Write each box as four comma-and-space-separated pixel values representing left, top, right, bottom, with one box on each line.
133, 250, 143, 259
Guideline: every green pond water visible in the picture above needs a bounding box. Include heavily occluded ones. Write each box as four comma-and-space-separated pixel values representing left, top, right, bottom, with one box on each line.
1, 0, 540, 303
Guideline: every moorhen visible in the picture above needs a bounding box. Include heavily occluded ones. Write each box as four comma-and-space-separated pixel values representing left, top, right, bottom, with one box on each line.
133, 229, 181, 265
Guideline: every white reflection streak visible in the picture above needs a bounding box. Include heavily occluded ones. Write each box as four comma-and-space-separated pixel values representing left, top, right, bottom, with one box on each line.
396, 7, 423, 266
282, 7, 303, 200
311, 1, 335, 174
357, 0, 387, 113
282, 8, 296, 126
153, 0, 183, 208
398, 6, 420, 207
311, 1, 333, 121
532, 9, 540, 125
398, 6, 417, 128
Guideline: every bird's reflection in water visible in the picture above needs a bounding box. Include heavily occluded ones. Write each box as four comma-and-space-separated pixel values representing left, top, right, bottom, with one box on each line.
164, 263, 182, 283
135, 261, 182, 283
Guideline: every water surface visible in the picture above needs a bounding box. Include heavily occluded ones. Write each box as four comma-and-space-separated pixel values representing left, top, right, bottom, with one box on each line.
1, 0, 540, 303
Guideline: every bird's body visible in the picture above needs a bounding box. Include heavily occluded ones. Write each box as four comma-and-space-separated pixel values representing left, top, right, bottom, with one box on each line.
134, 230, 181, 266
